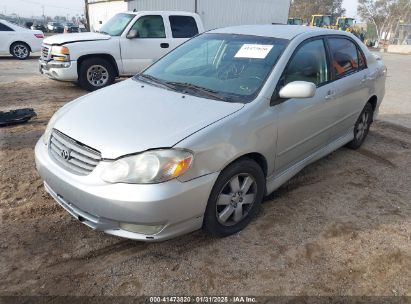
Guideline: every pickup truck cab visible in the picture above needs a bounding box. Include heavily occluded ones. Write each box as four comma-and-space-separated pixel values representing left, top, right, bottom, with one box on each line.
39, 11, 204, 91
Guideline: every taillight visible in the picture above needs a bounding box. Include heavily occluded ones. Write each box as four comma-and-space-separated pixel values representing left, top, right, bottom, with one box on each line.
34, 34, 44, 39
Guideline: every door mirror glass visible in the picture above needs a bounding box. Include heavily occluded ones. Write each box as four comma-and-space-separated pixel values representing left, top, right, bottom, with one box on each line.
278, 81, 316, 99
127, 29, 139, 39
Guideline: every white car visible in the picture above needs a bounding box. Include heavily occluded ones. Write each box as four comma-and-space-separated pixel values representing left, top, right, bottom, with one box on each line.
39, 11, 204, 91
0, 19, 44, 59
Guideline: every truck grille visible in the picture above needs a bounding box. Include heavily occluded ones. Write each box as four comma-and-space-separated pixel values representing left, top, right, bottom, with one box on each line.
41, 45, 50, 60
49, 129, 101, 176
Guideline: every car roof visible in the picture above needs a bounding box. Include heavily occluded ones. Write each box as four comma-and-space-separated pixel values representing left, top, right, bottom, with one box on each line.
209, 24, 339, 40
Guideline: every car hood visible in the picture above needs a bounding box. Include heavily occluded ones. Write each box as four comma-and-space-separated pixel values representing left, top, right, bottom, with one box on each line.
53, 79, 244, 159
43, 32, 110, 45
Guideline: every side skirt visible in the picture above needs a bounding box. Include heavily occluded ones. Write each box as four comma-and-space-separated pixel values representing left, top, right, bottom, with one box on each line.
266, 129, 354, 195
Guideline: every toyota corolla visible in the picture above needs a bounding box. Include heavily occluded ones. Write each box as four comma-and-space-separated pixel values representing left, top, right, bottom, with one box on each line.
35, 25, 386, 241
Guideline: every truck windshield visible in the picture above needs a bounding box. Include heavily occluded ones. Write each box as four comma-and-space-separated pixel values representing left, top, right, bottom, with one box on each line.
137, 33, 288, 103
99, 13, 134, 36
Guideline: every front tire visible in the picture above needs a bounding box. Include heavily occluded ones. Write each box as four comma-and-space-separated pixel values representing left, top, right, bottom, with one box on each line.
10, 42, 30, 60
203, 158, 265, 237
78, 57, 116, 91
347, 102, 373, 149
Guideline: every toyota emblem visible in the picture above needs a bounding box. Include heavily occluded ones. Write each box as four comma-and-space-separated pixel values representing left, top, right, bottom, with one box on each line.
60, 149, 71, 161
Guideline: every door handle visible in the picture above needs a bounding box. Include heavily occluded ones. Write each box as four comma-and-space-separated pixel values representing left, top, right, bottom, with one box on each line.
325, 90, 335, 100
160, 43, 169, 49
361, 76, 367, 83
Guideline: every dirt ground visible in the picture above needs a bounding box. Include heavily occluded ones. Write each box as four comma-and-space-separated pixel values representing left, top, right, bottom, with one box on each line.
0, 53, 410, 296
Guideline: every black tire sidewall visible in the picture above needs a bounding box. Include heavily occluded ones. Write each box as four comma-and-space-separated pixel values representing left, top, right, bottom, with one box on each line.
203, 158, 265, 237
78, 58, 115, 91
347, 102, 373, 149
10, 42, 30, 60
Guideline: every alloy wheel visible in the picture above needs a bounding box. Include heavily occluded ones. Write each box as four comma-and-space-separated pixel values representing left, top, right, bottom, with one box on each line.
355, 110, 370, 141
216, 173, 257, 226
87, 65, 109, 87
13, 44, 29, 59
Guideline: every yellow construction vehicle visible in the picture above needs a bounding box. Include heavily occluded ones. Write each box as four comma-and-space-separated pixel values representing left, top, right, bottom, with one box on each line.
310, 15, 332, 28
287, 18, 303, 25
335, 17, 355, 31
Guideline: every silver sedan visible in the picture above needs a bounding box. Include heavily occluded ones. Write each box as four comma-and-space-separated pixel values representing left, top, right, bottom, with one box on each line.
35, 25, 387, 241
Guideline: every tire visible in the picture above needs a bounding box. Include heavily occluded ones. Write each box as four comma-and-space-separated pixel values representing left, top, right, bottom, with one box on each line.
78, 57, 116, 91
346, 102, 373, 149
203, 158, 265, 237
10, 42, 30, 60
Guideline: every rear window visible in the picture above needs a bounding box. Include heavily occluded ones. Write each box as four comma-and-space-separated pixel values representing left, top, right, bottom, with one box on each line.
0, 22, 14, 31
169, 16, 198, 38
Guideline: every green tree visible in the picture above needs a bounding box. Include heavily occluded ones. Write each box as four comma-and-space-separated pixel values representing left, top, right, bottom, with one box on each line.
358, 0, 411, 43
289, 0, 346, 22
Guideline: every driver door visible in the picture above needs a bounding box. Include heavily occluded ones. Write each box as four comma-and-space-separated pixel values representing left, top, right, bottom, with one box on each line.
120, 14, 172, 75
274, 38, 340, 174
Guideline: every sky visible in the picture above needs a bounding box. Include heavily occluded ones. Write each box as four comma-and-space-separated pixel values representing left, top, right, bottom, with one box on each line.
1, 0, 85, 18
1, 0, 359, 18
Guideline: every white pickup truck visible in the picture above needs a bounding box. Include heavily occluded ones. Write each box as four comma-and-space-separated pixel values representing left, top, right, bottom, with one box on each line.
39, 11, 204, 91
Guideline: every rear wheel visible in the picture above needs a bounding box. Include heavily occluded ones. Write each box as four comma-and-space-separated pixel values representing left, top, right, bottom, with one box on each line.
203, 158, 265, 237
347, 102, 373, 149
10, 42, 30, 60
78, 57, 116, 91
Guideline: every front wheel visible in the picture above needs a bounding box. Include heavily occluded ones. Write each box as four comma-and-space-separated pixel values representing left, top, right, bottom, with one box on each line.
347, 102, 373, 149
203, 158, 265, 237
78, 57, 116, 91
10, 42, 30, 60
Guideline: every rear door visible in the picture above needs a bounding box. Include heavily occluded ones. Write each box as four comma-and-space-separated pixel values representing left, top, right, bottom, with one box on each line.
273, 38, 341, 173
120, 14, 171, 75
325, 37, 369, 137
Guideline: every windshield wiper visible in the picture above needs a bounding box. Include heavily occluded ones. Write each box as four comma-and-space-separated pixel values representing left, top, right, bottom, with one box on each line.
98, 30, 110, 35
137, 74, 178, 91
165, 82, 227, 101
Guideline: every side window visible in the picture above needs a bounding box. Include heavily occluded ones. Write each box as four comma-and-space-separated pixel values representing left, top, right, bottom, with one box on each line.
283, 39, 329, 86
0, 23, 14, 31
169, 16, 198, 38
130, 15, 166, 38
328, 38, 359, 77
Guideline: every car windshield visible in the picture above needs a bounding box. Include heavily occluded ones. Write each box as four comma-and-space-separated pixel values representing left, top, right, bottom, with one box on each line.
136, 33, 288, 103
99, 13, 135, 36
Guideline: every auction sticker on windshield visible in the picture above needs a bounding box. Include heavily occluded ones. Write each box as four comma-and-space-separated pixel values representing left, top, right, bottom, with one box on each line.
235, 44, 274, 59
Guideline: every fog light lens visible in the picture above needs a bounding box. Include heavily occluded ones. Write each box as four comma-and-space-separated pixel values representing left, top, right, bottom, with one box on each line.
120, 223, 164, 235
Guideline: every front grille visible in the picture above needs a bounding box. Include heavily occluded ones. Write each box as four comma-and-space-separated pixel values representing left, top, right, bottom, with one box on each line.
41, 45, 50, 60
49, 129, 101, 176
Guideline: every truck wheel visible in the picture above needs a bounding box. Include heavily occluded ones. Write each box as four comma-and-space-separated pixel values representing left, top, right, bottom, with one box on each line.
203, 158, 265, 237
78, 58, 115, 91
10, 42, 30, 60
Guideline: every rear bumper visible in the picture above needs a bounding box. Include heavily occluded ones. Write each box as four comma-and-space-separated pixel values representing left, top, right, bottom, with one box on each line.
35, 138, 218, 241
39, 59, 78, 82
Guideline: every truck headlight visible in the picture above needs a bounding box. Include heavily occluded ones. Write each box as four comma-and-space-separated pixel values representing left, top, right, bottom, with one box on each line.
101, 149, 193, 184
50, 46, 70, 61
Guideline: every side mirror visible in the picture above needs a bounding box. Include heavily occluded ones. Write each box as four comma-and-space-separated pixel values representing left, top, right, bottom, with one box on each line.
127, 29, 139, 39
278, 81, 316, 99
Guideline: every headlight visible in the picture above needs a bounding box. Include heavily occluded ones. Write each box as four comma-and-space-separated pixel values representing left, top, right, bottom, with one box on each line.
101, 149, 193, 184
50, 45, 70, 61
42, 113, 58, 145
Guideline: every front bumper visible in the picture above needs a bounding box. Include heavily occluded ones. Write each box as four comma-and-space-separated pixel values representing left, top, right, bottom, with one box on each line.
35, 138, 219, 241
39, 59, 78, 82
